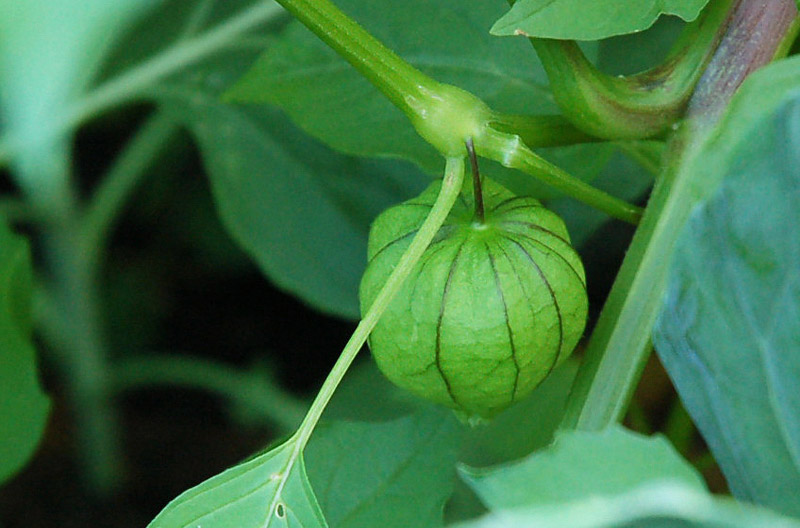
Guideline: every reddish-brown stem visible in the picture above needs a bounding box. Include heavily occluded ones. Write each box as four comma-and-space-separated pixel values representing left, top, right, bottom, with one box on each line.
560, 0, 798, 432
688, 0, 798, 124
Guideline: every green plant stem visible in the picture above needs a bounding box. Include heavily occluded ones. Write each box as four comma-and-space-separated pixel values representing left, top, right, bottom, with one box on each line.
272, 0, 646, 223
559, 0, 798, 432
264, 156, 466, 522
12, 134, 122, 495
480, 127, 643, 224
0, 2, 283, 168
82, 112, 178, 272
112, 355, 306, 432
615, 141, 665, 177
664, 398, 695, 456
70, 3, 283, 126
625, 399, 652, 435
294, 155, 465, 451
37, 192, 123, 494
466, 138, 485, 223
179, 0, 217, 39
271, 0, 432, 115
530, 0, 736, 139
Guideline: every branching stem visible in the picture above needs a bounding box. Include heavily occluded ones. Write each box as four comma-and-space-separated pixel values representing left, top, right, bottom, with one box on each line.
82, 112, 178, 273
273, 0, 642, 222
529, 0, 737, 138
559, 0, 798, 432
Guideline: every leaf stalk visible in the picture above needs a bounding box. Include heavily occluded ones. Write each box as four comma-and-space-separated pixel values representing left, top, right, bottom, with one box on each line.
559, 0, 799, 432
529, 0, 737, 139
273, 0, 642, 222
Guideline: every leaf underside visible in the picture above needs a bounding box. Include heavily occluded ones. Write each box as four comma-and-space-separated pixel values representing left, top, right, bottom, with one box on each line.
148, 439, 328, 528
654, 95, 800, 517
457, 426, 799, 527
491, 0, 710, 40
460, 425, 705, 510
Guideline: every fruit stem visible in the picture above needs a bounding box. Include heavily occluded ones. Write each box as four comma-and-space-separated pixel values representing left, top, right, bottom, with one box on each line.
291, 156, 466, 453
271, 0, 644, 220
466, 138, 484, 224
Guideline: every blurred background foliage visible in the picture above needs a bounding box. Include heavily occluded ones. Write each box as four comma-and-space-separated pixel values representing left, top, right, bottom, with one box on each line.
0, 1, 725, 526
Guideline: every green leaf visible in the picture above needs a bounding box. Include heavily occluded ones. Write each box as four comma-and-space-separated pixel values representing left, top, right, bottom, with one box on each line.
323, 360, 424, 422
460, 359, 578, 468
653, 94, 800, 517
447, 359, 579, 524
451, 482, 800, 528
152, 49, 427, 318
461, 425, 705, 510
0, 0, 159, 194
225, 0, 563, 175
0, 219, 49, 484
148, 438, 328, 527
550, 143, 657, 248
306, 408, 464, 528
596, 16, 687, 75
99, 0, 260, 80
162, 95, 425, 318
491, 0, 709, 40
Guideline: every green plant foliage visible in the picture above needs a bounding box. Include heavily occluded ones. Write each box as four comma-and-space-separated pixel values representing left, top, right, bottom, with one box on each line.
163, 95, 425, 317
460, 425, 705, 510
0, 0, 159, 194
596, 16, 687, 76
148, 439, 327, 528
154, 35, 620, 318
99, 0, 261, 80
491, 0, 709, 41
452, 482, 800, 528
549, 144, 658, 248
152, 50, 426, 318
654, 95, 800, 516
460, 359, 578, 467
6, 0, 800, 524
305, 408, 464, 528
322, 360, 424, 422
224, 0, 568, 174
0, 219, 49, 484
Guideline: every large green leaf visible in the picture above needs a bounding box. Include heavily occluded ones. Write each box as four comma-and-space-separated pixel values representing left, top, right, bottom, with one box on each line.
491, 0, 709, 40
461, 425, 705, 510
150, 42, 427, 318
159, 88, 425, 318
653, 94, 800, 516
323, 360, 424, 422
225, 0, 562, 175
306, 408, 464, 528
0, 219, 49, 484
451, 482, 800, 528
148, 438, 328, 527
